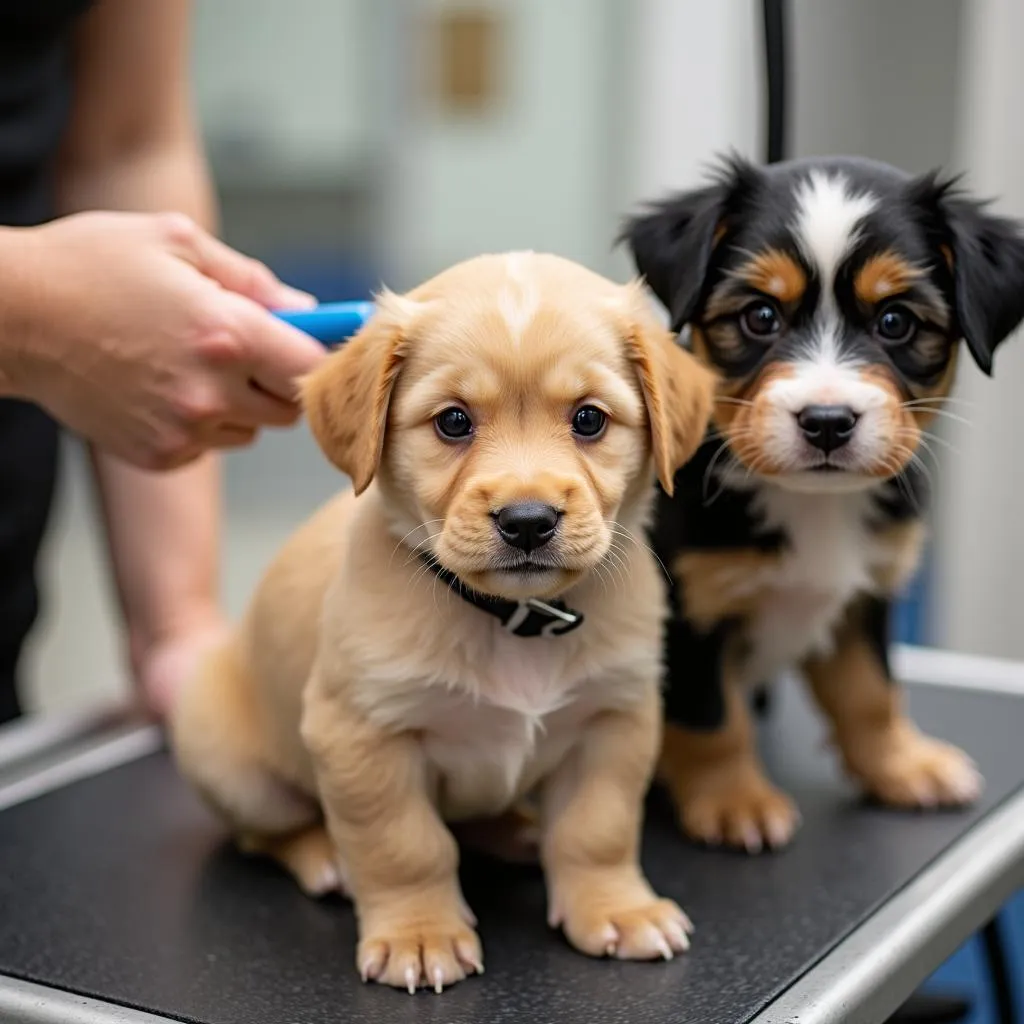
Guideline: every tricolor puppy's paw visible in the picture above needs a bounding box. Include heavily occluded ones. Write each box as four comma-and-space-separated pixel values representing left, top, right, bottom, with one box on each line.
674, 766, 801, 853
855, 732, 983, 809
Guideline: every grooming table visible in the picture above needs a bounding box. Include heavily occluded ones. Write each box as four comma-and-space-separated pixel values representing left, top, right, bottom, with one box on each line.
0, 646, 1022, 1024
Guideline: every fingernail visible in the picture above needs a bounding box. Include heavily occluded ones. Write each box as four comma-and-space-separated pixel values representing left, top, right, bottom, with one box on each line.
277, 286, 318, 310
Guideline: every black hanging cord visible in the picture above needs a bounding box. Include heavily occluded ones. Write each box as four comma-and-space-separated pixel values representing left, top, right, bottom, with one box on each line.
761, 0, 788, 164
982, 918, 1019, 1024
751, 0, 789, 722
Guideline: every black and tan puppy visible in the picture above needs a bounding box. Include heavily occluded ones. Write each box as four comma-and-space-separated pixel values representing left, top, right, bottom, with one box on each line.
623, 155, 1024, 852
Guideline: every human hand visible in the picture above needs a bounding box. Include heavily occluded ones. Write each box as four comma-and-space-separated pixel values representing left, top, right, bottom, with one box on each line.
0, 211, 326, 469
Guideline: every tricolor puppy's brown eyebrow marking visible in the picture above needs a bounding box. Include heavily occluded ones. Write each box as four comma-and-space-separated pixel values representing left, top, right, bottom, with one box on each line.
854, 251, 925, 303
735, 248, 807, 304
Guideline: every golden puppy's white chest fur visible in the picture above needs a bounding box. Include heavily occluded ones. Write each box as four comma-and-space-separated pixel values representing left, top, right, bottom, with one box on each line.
419, 657, 635, 820
345, 617, 658, 823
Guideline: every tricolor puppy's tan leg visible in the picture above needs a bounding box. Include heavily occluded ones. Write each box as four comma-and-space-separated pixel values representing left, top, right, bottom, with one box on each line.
659, 678, 799, 852
541, 686, 691, 961
803, 605, 981, 808
301, 679, 481, 994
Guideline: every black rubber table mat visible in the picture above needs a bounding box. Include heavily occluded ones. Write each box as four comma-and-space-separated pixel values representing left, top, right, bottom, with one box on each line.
1, 680, 1023, 1024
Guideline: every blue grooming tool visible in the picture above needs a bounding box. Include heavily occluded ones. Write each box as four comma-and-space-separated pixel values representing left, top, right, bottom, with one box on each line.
275, 300, 374, 347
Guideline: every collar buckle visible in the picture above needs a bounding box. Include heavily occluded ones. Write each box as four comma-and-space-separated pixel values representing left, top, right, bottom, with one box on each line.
417, 554, 584, 638
505, 597, 584, 638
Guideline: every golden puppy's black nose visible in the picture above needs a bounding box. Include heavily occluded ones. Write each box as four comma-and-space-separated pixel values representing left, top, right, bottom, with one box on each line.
495, 502, 559, 552
797, 405, 859, 454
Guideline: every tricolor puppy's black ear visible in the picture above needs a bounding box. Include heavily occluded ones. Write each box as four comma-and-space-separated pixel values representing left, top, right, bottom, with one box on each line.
909, 172, 1024, 375
618, 154, 760, 332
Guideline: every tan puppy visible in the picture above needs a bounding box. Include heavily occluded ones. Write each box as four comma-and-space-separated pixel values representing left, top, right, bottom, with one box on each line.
171, 252, 714, 993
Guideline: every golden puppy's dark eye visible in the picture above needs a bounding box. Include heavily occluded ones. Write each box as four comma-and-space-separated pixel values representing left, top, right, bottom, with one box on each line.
435, 406, 473, 440
739, 301, 782, 341
875, 304, 919, 344
571, 405, 607, 439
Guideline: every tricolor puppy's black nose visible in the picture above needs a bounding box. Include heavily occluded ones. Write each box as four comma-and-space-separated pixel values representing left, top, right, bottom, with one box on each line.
495, 502, 559, 552
797, 405, 859, 453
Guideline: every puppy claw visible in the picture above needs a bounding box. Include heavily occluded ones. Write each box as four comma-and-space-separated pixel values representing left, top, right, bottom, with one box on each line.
563, 895, 691, 962
665, 920, 691, 953
358, 920, 482, 993
739, 825, 764, 855
358, 942, 387, 983
314, 862, 341, 895
654, 931, 674, 961
455, 938, 485, 976
546, 899, 563, 929
764, 814, 796, 850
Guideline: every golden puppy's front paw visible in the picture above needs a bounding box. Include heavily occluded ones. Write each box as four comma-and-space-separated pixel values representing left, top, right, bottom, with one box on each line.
551, 870, 692, 962
560, 893, 692, 961
854, 731, 983, 809
676, 766, 801, 853
358, 915, 483, 994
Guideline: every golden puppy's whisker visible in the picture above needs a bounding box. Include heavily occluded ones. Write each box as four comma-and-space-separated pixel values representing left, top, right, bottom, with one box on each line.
607, 522, 671, 585
602, 544, 629, 593
591, 561, 612, 597
389, 520, 447, 567
399, 532, 447, 569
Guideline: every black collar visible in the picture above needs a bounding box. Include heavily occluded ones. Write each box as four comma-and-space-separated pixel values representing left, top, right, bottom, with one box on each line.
419, 555, 584, 638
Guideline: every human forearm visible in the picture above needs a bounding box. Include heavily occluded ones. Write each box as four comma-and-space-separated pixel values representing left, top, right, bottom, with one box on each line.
58, 0, 225, 692
0, 227, 32, 395
58, 88, 226, 652
63, 129, 225, 649
56, 132, 216, 228
89, 451, 223, 647
55, 0, 214, 228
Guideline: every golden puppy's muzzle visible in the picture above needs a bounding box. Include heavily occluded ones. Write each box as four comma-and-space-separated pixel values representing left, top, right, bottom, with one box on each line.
434, 472, 610, 600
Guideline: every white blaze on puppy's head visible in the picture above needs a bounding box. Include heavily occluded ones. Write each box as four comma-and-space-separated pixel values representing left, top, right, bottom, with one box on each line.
792, 170, 879, 295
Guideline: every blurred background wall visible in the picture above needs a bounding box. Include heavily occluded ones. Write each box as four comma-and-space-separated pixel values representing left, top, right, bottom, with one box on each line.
20, 0, 1024, 713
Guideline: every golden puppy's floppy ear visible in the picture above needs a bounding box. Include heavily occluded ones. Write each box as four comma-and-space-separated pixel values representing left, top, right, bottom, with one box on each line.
301, 290, 420, 494
619, 282, 715, 495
